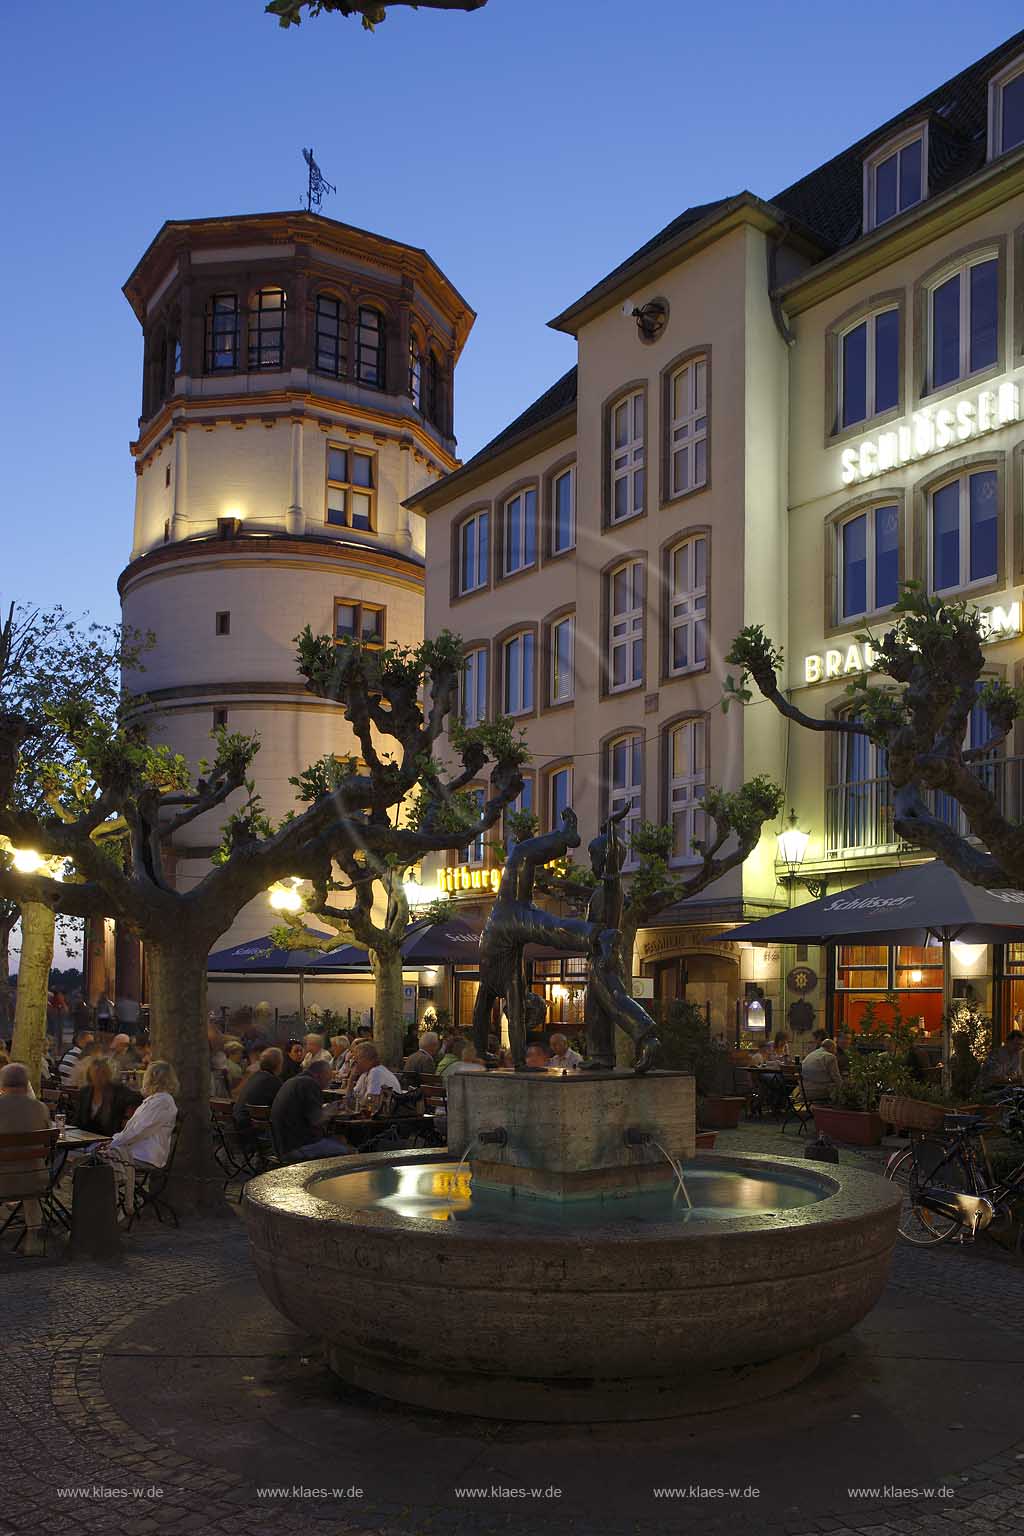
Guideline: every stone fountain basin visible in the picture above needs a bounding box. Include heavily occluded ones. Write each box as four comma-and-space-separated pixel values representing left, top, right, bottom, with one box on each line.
243, 1149, 901, 1421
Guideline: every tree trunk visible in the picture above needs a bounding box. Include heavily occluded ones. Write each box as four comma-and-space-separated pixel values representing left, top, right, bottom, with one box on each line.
0, 907, 16, 1032
12, 901, 55, 1089
146, 938, 223, 1215
371, 944, 405, 1070
614, 915, 640, 1069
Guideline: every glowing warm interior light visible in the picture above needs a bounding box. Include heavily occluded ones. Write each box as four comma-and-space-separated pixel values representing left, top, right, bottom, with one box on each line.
951, 942, 985, 967
909, 969, 923, 985
11, 848, 44, 874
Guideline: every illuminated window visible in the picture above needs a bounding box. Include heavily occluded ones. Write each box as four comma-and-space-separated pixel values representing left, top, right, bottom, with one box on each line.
929, 469, 997, 593
459, 646, 487, 726
205, 294, 238, 371
248, 288, 286, 370
550, 615, 574, 704
457, 510, 489, 594
990, 57, 1024, 157
551, 465, 575, 554
609, 390, 645, 523
838, 308, 899, 428
608, 559, 644, 692
326, 446, 375, 531
608, 733, 643, 863
502, 631, 535, 716
334, 600, 385, 648
356, 307, 386, 388
865, 130, 925, 229
668, 357, 708, 496
668, 719, 705, 863
667, 535, 707, 675
408, 339, 422, 409
838, 504, 899, 620
502, 488, 537, 576
928, 256, 998, 391
315, 295, 346, 378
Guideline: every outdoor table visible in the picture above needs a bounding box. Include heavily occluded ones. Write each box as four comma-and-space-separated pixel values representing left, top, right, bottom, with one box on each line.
49, 1129, 107, 1228
324, 1111, 440, 1148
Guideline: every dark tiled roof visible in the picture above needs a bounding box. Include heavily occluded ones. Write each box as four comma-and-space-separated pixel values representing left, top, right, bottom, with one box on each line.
464, 364, 577, 466
772, 28, 1024, 250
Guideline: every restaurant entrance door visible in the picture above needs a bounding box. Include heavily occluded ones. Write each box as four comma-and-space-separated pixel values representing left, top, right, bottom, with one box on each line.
648, 952, 739, 1038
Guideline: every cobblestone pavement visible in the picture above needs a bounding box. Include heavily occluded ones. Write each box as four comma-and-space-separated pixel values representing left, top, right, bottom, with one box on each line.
1, 1125, 1022, 1536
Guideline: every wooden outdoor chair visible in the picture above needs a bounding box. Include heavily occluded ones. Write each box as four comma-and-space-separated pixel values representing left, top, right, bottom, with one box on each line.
121, 1114, 184, 1230
780, 1064, 814, 1137
732, 1066, 763, 1118
0, 1127, 59, 1251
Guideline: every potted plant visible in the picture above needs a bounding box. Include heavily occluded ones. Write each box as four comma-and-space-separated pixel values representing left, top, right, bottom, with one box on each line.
813, 995, 917, 1146
660, 1000, 742, 1130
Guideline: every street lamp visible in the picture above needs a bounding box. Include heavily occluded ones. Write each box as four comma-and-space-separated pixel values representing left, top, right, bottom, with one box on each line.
776, 809, 828, 900
402, 877, 431, 909
11, 847, 45, 874
268, 878, 304, 914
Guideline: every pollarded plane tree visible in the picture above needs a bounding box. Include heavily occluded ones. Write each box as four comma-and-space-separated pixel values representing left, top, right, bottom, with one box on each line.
724, 584, 1024, 887
267, 0, 487, 27
0, 627, 526, 1208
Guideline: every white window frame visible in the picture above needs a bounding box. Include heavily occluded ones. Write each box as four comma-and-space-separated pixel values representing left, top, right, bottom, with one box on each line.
668, 718, 706, 866
608, 733, 643, 867
466, 786, 486, 866
550, 614, 575, 704
836, 503, 900, 622
667, 534, 708, 677
502, 630, 534, 717
458, 509, 489, 595
837, 307, 899, 429
609, 390, 645, 524
988, 56, 1024, 159
608, 559, 644, 694
551, 465, 576, 554
668, 357, 708, 498
927, 253, 999, 391
863, 124, 927, 231
459, 646, 487, 727
548, 764, 573, 829
502, 488, 537, 576
927, 469, 999, 596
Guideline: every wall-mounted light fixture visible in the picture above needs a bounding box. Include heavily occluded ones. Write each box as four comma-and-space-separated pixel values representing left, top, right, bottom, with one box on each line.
621, 296, 669, 343
776, 809, 829, 900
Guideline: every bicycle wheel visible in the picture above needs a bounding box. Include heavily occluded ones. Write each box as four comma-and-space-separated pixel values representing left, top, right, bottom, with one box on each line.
886, 1146, 961, 1245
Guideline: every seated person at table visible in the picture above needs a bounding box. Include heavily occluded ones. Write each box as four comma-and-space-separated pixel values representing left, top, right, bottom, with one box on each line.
404, 1030, 440, 1076
763, 1032, 791, 1067
351, 1043, 402, 1106
549, 1033, 582, 1072
800, 1036, 843, 1103
0, 1062, 51, 1257
58, 1028, 94, 1089
524, 1041, 552, 1071
280, 1040, 305, 1080
330, 1034, 351, 1072
271, 1060, 351, 1162
301, 1033, 333, 1069
103, 1060, 179, 1169
442, 1041, 486, 1076
234, 1047, 284, 1149
73, 1056, 142, 1136
108, 1034, 140, 1078
223, 1039, 246, 1095
435, 1035, 466, 1076
980, 1030, 1024, 1092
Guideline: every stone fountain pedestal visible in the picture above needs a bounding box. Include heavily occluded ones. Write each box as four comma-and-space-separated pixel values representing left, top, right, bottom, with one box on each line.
446, 1069, 695, 1200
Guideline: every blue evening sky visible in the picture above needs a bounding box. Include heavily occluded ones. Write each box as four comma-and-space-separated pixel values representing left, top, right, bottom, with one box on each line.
2, 0, 1022, 626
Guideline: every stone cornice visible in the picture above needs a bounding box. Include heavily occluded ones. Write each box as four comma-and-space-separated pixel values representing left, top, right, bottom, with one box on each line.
117, 533, 425, 598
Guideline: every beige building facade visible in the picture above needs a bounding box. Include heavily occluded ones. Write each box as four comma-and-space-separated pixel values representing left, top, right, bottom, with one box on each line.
413, 28, 1024, 1048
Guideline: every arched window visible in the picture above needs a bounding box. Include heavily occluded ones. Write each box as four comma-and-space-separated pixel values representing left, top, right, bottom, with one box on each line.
248, 287, 286, 370
424, 351, 442, 427
314, 294, 347, 378
356, 306, 386, 388
205, 293, 239, 372
408, 336, 423, 409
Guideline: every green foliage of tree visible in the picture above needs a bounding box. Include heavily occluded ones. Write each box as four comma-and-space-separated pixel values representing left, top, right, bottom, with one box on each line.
266, 0, 487, 30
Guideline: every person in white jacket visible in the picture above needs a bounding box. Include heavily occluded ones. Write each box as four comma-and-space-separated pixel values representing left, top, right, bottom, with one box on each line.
94, 1060, 179, 1203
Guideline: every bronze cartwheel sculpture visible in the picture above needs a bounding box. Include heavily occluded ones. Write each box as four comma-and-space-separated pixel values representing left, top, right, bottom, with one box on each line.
471, 806, 660, 1072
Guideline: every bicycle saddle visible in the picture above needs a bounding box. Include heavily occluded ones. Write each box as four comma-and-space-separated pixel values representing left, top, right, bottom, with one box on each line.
942, 1113, 989, 1131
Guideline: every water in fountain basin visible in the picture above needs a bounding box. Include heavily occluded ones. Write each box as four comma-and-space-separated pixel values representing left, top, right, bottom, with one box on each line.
312, 1161, 827, 1229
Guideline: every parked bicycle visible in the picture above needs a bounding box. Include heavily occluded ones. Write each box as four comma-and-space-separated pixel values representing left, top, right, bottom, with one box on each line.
885, 1087, 1024, 1247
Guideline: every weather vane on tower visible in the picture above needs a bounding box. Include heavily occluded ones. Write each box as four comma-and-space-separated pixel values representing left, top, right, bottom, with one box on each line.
301, 147, 336, 213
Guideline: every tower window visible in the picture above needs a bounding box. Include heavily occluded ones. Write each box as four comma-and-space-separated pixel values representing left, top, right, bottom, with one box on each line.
424, 351, 442, 429
215, 611, 231, 636
248, 287, 286, 370
165, 464, 171, 488
314, 295, 346, 378
212, 708, 228, 730
326, 445, 376, 531
409, 338, 423, 408
356, 307, 386, 388
335, 600, 385, 648
205, 294, 239, 372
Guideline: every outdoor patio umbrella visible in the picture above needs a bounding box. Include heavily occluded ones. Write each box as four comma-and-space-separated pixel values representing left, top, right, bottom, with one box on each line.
725, 862, 1024, 1072
206, 929, 370, 1021
399, 914, 484, 963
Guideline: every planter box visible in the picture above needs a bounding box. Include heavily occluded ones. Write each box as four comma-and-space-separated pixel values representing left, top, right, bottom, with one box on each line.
694, 1131, 718, 1150
699, 1095, 745, 1130
811, 1105, 885, 1147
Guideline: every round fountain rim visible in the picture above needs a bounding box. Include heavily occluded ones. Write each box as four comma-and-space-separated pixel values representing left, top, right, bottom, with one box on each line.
243, 1148, 898, 1243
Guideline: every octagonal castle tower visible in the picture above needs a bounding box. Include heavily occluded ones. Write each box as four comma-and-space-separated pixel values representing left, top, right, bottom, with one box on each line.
119, 211, 473, 956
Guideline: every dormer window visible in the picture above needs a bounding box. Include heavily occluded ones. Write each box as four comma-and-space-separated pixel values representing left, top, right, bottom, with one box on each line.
989, 57, 1024, 158
864, 128, 925, 230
